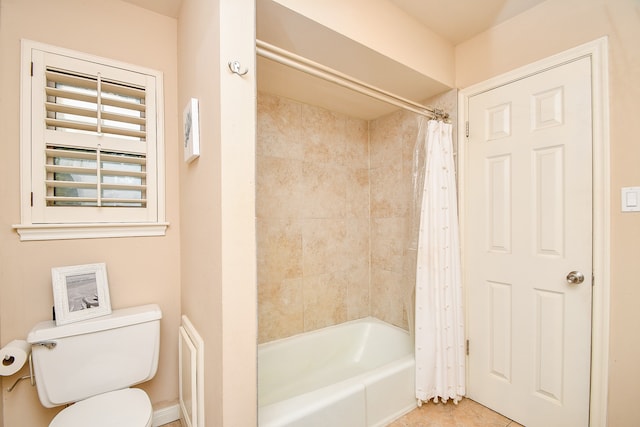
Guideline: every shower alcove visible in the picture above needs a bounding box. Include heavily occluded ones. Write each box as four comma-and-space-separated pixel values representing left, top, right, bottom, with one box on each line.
256, 0, 458, 344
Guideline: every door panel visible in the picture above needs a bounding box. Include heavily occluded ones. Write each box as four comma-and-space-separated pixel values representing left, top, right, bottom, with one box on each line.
465, 57, 592, 427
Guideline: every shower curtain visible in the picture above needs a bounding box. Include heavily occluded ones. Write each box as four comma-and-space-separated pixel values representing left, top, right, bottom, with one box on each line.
414, 118, 465, 404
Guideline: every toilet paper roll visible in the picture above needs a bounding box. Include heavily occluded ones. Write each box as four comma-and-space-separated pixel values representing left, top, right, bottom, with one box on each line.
0, 340, 31, 376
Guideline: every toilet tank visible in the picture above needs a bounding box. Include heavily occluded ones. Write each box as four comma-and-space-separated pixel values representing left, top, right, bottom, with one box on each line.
27, 304, 162, 408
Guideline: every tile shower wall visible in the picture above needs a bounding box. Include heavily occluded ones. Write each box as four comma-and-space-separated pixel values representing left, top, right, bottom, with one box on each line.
257, 90, 457, 343
369, 109, 420, 329
257, 92, 370, 343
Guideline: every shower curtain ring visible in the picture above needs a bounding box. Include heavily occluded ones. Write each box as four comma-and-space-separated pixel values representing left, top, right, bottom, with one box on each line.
228, 60, 248, 76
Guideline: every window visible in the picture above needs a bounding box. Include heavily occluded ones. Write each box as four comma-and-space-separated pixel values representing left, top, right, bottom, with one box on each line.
15, 41, 167, 240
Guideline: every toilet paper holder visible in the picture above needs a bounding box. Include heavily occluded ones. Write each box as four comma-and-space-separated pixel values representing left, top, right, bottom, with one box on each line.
6, 353, 34, 392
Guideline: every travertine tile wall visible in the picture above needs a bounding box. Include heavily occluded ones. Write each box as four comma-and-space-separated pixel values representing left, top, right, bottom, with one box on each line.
368, 89, 457, 332
257, 90, 457, 343
257, 92, 370, 343
369, 109, 419, 330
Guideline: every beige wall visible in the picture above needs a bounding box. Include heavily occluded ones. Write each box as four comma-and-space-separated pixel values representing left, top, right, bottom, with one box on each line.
256, 90, 457, 342
455, 0, 640, 424
218, 3, 257, 423
178, 0, 257, 425
0, 0, 181, 425
177, 0, 224, 423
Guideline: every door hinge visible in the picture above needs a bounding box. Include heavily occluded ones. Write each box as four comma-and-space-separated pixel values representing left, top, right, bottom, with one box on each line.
466, 339, 470, 355
465, 121, 469, 138
30, 61, 34, 77
30, 192, 34, 207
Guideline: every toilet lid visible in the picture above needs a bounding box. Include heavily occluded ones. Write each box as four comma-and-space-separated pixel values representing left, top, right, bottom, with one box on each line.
50, 388, 152, 427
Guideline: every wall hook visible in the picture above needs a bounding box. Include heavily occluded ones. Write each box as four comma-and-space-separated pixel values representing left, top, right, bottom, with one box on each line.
228, 60, 248, 76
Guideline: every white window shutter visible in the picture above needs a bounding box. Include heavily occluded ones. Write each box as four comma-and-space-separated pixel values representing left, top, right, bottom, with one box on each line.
15, 41, 166, 240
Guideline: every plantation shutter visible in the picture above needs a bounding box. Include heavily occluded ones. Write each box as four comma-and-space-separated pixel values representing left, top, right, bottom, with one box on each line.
30, 49, 159, 224
44, 68, 147, 208
44, 147, 147, 207
45, 68, 147, 139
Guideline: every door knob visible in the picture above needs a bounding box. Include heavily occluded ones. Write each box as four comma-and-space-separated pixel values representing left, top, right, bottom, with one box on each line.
566, 271, 585, 284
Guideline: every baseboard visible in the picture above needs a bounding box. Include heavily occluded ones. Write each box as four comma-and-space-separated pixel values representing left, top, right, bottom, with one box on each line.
152, 404, 181, 426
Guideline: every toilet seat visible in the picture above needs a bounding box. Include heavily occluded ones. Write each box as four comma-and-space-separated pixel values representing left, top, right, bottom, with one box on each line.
49, 388, 152, 427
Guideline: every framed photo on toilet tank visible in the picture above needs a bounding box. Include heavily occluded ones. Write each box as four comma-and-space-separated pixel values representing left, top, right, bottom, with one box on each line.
51, 263, 112, 325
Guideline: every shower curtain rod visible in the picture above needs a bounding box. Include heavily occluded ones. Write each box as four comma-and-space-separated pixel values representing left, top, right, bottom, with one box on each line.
256, 39, 448, 121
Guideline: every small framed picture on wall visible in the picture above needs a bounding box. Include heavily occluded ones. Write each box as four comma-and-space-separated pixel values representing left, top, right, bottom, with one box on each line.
183, 97, 200, 163
51, 263, 112, 325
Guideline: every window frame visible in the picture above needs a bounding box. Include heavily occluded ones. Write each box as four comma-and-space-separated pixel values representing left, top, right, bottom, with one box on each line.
14, 40, 167, 241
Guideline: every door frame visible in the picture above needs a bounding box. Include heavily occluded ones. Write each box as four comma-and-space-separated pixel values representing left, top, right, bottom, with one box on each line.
457, 37, 610, 427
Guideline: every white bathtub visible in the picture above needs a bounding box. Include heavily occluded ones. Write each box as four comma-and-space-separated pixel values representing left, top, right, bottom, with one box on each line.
258, 317, 416, 427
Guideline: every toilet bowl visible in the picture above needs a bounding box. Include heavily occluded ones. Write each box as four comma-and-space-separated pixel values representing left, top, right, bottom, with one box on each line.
27, 305, 162, 427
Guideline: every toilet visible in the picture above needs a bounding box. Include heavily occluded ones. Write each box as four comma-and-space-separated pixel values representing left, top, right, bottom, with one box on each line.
27, 304, 162, 427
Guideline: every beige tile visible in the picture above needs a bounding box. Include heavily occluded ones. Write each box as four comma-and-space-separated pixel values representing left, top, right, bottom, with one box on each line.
402, 115, 421, 169
256, 91, 439, 342
452, 399, 513, 426
257, 92, 303, 160
257, 93, 374, 339
258, 277, 304, 343
301, 162, 346, 219
388, 398, 515, 427
301, 103, 345, 166
402, 154, 418, 217
346, 264, 370, 320
371, 217, 406, 273
303, 272, 348, 331
343, 116, 369, 168
370, 268, 407, 328
346, 168, 370, 219
256, 155, 304, 219
369, 110, 406, 169
301, 218, 347, 276
403, 248, 418, 283
343, 218, 369, 268
370, 162, 407, 218
256, 218, 303, 282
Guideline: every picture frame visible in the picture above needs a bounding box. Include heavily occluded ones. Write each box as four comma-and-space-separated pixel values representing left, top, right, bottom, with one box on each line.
183, 97, 200, 163
51, 263, 112, 326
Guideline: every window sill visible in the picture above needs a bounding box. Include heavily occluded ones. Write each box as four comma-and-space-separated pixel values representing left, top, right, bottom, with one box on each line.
12, 222, 169, 241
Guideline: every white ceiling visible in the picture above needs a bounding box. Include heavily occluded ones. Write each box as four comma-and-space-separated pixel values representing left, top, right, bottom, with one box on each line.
122, 0, 546, 46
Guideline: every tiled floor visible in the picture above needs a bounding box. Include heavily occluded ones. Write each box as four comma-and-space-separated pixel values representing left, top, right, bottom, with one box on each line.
388, 398, 524, 427
160, 398, 522, 427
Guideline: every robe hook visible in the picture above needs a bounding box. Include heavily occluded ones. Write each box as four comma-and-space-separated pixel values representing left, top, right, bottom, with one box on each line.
228, 60, 248, 76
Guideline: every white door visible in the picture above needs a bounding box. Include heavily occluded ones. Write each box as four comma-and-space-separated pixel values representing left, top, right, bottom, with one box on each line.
465, 57, 593, 427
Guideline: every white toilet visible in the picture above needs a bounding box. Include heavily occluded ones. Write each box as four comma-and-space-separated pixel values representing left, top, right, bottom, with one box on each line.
27, 304, 162, 427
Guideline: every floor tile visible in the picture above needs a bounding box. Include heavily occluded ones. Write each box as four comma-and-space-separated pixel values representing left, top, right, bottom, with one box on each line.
162, 399, 520, 427
388, 398, 517, 427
